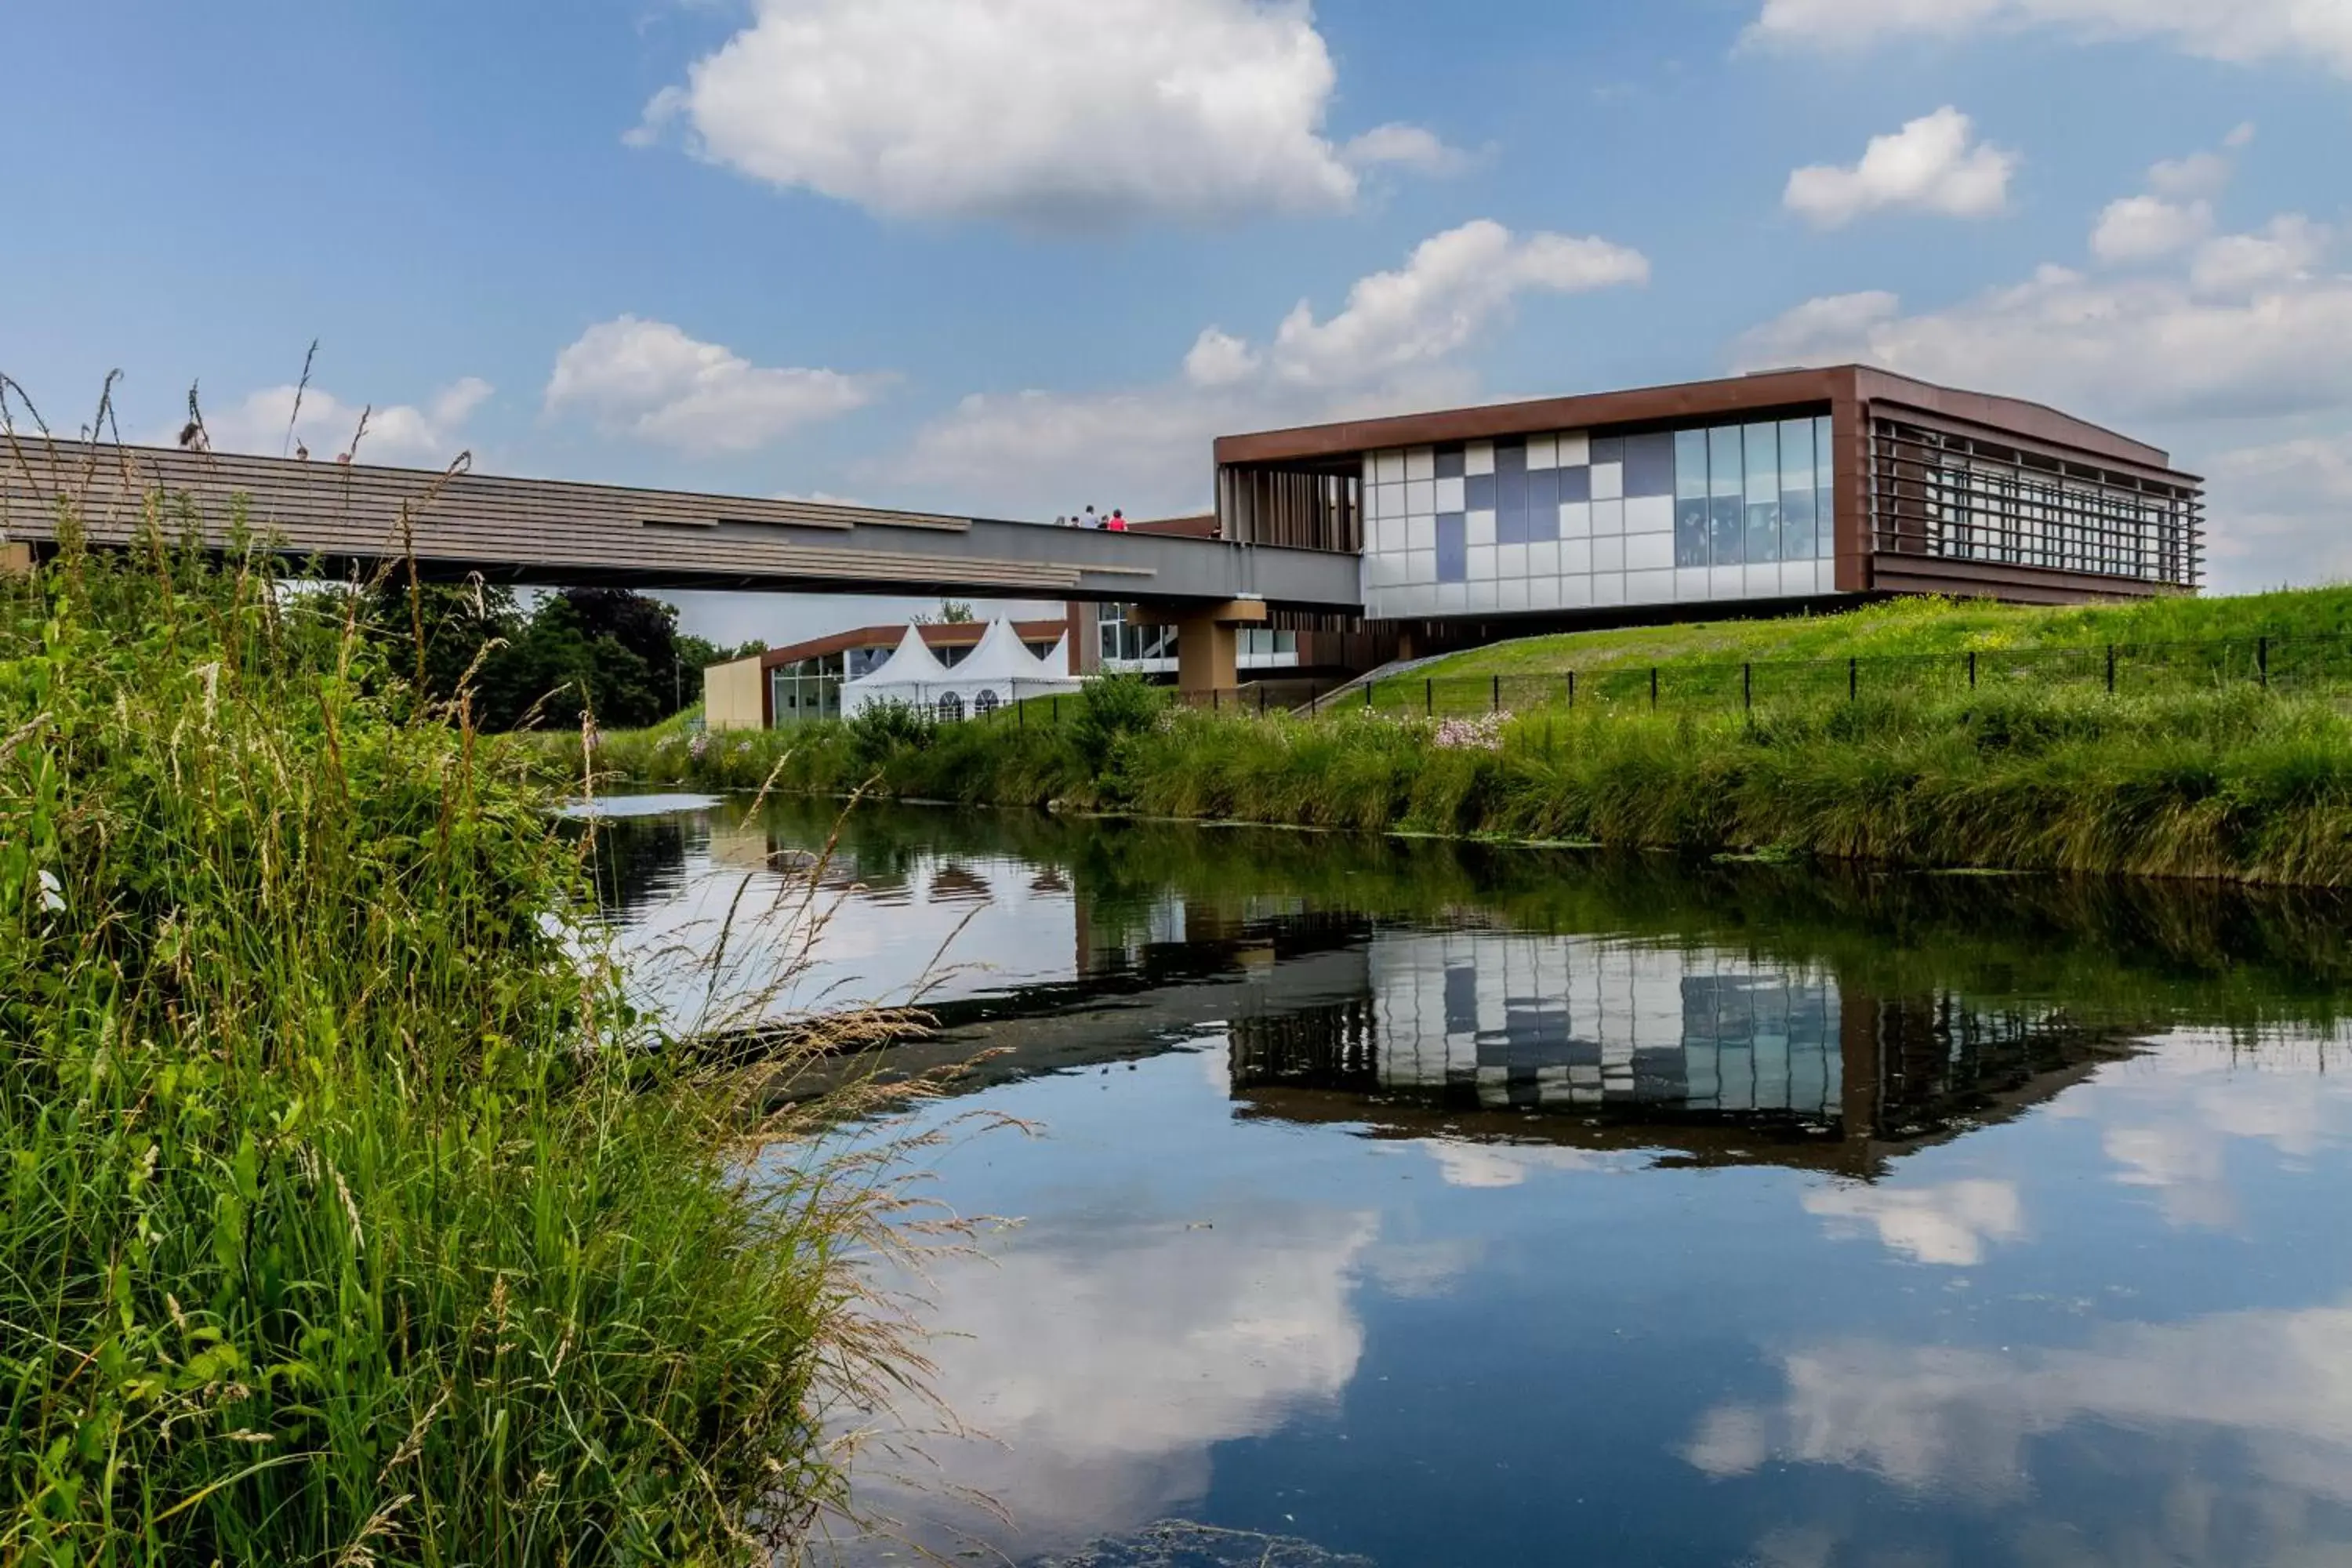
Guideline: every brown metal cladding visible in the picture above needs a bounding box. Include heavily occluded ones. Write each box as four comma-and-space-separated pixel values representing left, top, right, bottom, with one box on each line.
1212, 366, 2176, 473
1864, 554, 2173, 603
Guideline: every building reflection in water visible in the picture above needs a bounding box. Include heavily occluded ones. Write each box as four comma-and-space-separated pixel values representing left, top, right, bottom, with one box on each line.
1228, 926, 2134, 1176
590, 806, 2167, 1174
1369, 932, 1840, 1115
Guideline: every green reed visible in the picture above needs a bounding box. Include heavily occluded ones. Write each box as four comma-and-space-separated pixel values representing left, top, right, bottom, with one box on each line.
0, 521, 933, 1565
572, 672, 2352, 885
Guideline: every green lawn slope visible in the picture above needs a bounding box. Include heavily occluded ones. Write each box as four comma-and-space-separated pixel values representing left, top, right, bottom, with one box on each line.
1414, 584, 2352, 681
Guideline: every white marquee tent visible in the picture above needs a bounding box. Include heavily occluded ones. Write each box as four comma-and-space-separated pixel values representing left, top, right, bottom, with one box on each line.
840, 619, 1083, 720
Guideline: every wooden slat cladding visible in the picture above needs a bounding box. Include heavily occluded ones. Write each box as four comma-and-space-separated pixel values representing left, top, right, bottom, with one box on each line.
1218, 464, 1361, 552
0, 439, 1113, 596
0, 440, 972, 535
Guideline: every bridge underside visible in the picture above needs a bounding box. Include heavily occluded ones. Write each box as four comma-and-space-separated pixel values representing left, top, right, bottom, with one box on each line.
0, 440, 1364, 613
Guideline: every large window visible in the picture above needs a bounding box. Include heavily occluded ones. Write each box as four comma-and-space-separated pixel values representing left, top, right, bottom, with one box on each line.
1674, 430, 1710, 569
1744, 423, 1781, 565
1096, 602, 1297, 670
768, 655, 844, 728
1708, 426, 1744, 566
1685, 419, 1836, 568
1778, 418, 1818, 562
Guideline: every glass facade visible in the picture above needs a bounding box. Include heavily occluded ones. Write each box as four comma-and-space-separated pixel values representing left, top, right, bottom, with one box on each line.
768, 656, 844, 726
1361, 412, 1840, 621
1095, 602, 1298, 673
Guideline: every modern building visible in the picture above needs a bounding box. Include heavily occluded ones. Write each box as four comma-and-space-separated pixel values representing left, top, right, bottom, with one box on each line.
1211, 365, 2203, 644
704, 616, 1079, 731
705, 366, 2207, 713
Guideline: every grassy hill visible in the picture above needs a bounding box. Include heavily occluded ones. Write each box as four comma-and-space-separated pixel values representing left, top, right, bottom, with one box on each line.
1414, 584, 2352, 681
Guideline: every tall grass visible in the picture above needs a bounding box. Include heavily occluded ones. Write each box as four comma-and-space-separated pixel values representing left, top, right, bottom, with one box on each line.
564, 675, 2352, 886
0, 518, 936, 1563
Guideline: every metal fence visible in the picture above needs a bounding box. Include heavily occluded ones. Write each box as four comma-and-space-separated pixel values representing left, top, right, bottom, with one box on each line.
920, 633, 2352, 727
1353, 632, 2349, 720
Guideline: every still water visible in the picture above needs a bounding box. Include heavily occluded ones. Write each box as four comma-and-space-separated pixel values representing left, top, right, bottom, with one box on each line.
587, 797, 2352, 1568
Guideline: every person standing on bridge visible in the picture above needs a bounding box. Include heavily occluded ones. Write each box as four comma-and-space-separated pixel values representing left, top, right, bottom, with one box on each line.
1083, 505, 1101, 528
1107, 510, 1128, 532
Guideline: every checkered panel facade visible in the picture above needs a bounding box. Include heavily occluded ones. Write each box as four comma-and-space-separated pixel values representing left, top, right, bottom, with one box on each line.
1368, 931, 1841, 1116
1360, 415, 1840, 622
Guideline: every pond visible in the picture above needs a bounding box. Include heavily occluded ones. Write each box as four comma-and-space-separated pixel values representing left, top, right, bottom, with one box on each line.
586, 797, 2352, 1568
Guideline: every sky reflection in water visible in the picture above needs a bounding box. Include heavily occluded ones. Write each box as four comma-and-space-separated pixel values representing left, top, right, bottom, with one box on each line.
586, 799, 2352, 1568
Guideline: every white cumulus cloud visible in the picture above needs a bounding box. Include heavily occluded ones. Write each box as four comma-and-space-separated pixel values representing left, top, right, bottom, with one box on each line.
543, 316, 887, 455
2190, 213, 2331, 295
2092, 127, 2256, 264
1745, 0, 2352, 78
1730, 232, 2352, 426
1784, 107, 2016, 228
632, 0, 1454, 230
2092, 194, 2214, 263
194, 377, 492, 467
848, 1206, 1381, 1559
1342, 122, 1471, 176
1254, 220, 1651, 388
1803, 1178, 2026, 1266
899, 220, 1647, 516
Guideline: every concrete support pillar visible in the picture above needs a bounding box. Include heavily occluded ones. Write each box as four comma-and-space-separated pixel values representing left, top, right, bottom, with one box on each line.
1176, 619, 1238, 695
1131, 598, 1269, 697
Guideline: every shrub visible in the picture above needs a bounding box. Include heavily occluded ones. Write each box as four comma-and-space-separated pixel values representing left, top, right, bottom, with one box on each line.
1070, 673, 1165, 779
845, 698, 936, 774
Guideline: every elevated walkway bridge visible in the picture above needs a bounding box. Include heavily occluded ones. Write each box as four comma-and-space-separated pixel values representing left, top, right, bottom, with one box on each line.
0, 440, 1366, 689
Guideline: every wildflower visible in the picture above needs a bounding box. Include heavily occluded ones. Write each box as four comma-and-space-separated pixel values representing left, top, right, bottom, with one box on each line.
1432, 713, 1508, 752
37, 869, 64, 913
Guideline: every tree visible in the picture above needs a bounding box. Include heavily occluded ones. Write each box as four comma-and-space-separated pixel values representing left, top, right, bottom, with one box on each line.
361, 579, 533, 728
361, 582, 709, 732
914, 601, 975, 625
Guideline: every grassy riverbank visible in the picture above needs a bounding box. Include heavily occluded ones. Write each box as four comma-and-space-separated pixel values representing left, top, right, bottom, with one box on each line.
565, 590, 2352, 887
1, 537, 918, 1563
1413, 583, 2352, 679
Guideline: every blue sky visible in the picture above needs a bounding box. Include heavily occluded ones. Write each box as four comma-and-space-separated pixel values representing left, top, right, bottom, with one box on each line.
5, 1, 2350, 642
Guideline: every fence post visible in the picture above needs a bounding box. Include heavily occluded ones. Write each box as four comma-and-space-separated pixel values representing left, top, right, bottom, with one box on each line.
1650, 667, 1659, 711
1492, 673, 1501, 713
1425, 677, 1433, 716
2105, 644, 2115, 695
1365, 681, 1373, 711
1848, 656, 1857, 702
1309, 683, 1319, 716
1743, 662, 1752, 714
2259, 636, 2270, 690
1212, 687, 1220, 714
1018, 695, 1025, 729
1051, 695, 1059, 724
1260, 684, 1268, 715
1968, 651, 1976, 691
1567, 670, 1575, 710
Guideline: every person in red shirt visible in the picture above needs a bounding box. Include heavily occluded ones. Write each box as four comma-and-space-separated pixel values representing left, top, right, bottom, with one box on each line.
1108, 509, 1128, 532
